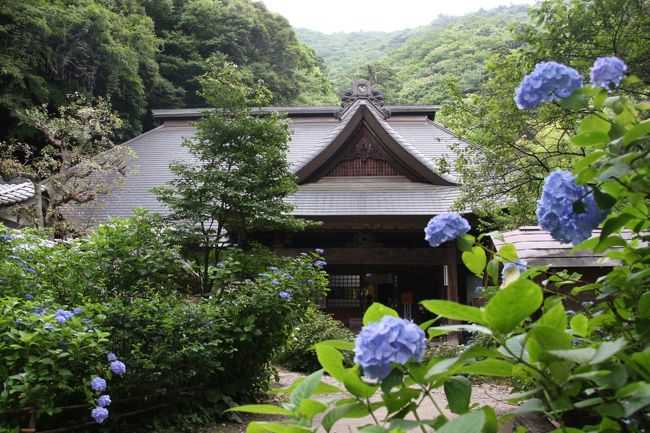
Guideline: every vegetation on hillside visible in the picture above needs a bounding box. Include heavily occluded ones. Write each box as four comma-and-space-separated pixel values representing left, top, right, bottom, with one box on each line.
0, 0, 336, 144
296, 6, 529, 103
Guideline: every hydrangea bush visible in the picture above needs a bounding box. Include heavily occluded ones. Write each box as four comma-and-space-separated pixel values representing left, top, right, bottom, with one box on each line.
230, 57, 650, 433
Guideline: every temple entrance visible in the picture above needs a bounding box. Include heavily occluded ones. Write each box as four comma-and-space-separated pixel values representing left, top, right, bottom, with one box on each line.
324, 265, 446, 329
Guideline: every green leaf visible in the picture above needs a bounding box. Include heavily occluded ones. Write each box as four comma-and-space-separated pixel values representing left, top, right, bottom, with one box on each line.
484, 279, 542, 334
593, 188, 617, 210
560, 92, 589, 110
640, 293, 650, 318
459, 359, 513, 377
291, 369, 323, 407
571, 131, 610, 147
537, 302, 567, 330
322, 402, 369, 432
486, 258, 500, 285
573, 150, 607, 172
456, 234, 474, 252
437, 410, 485, 433
316, 344, 347, 382
420, 300, 485, 324
498, 244, 518, 262
227, 404, 294, 416
579, 114, 611, 134
342, 368, 378, 398
570, 314, 590, 337
590, 338, 627, 365
444, 376, 471, 414
363, 302, 398, 325
462, 246, 487, 277
623, 119, 650, 145
247, 422, 312, 433
600, 213, 636, 240
548, 348, 597, 364
315, 340, 355, 351
299, 398, 327, 421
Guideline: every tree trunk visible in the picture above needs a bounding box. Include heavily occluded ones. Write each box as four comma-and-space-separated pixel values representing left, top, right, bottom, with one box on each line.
32, 181, 44, 229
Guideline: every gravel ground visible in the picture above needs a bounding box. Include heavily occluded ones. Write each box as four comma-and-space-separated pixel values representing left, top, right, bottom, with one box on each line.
200, 368, 517, 433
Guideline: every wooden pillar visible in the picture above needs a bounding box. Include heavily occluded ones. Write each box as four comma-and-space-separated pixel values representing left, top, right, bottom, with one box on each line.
445, 247, 460, 345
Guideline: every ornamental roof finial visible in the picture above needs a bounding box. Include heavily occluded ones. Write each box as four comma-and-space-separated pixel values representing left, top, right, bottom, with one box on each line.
335, 79, 391, 119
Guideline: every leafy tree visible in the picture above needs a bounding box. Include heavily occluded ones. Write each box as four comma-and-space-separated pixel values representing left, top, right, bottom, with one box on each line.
440, 0, 650, 228
154, 59, 308, 295
0, 94, 133, 235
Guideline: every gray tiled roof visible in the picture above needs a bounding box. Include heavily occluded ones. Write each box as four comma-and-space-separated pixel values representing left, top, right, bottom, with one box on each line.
288, 177, 460, 215
79, 101, 466, 221
492, 226, 619, 268
0, 182, 35, 207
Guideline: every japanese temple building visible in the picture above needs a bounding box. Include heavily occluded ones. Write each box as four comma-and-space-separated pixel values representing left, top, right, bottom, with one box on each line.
78, 80, 482, 326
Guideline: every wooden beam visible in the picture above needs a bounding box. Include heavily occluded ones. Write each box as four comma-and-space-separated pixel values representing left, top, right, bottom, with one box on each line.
274, 246, 453, 266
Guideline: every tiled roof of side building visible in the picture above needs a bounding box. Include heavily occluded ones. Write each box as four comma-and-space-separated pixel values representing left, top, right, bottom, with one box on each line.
0, 182, 35, 207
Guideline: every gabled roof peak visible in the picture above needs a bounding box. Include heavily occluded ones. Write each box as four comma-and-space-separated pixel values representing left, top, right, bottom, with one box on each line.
336, 80, 391, 119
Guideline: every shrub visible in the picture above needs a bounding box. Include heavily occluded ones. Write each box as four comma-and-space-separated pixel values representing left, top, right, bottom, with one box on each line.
276, 308, 354, 372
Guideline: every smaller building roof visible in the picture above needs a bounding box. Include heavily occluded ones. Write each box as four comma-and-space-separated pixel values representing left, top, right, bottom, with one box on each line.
492, 226, 618, 268
0, 182, 35, 207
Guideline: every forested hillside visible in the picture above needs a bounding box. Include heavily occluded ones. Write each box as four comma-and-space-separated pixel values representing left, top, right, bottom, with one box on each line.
0, 0, 337, 142
296, 5, 530, 104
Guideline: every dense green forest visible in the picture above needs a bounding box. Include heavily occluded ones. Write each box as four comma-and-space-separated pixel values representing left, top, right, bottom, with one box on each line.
296, 5, 530, 104
0, 0, 337, 142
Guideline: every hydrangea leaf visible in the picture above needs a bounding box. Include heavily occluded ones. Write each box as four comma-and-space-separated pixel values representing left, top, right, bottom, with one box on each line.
461, 246, 486, 277
590, 338, 627, 365
571, 131, 610, 147
444, 376, 471, 414
570, 314, 590, 337
497, 244, 518, 263
548, 348, 597, 364
436, 409, 485, 433
459, 359, 514, 377
322, 402, 369, 433
313, 339, 355, 351
299, 398, 327, 422
363, 302, 398, 326
579, 114, 611, 134
420, 300, 485, 325
484, 279, 542, 334
315, 344, 347, 382
291, 369, 323, 407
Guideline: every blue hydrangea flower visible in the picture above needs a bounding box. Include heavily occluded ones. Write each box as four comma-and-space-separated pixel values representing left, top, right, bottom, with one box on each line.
91, 377, 107, 392
590, 57, 627, 90
536, 171, 609, 245
24, 294, 33, 300
44, 324, 55, 330
271, 279, 279, 285
97, 395, 112, 407
279, 291, 292, 299
83, 318, 91, 324
268, 266, 278, 271
354, 316, 426, 380
33, 307, 45, 316
0, 234, 14, 242
17, 262, 26, 267
107, 352, 117, 362
315, 260, 327, 267
110, 361, 126, 375
424, 212, 471, 248
315, 248, 325, 254
24, 268, 36, 274
515, 61, 583, 109
501, 260, 528, 282
73, 308, 83, 315
91, 407, 109, 424
258, 273, 269, 277
55, 315, 67, 324
8, 255, 19, 260
56, 309, 74, 320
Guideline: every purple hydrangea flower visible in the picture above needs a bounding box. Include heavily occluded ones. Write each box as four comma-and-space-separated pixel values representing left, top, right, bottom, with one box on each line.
279, 291, 292, 299
91, 407, 109, 424
72, 308, 83, 315
56, 309, 74, 320
44, 324, 55, 330
107, 352, 117, 362
315, 260, 327, 267
17, 262, 26, 267
33, 307, 45, 316
91, 377, 107, 392
55, 315, 67, 324
501, 260, 528, 282
424, 212, 471, 248
536, 171, 609, 245
24, 294, 33, 300
0, 234, 14, 242
271, 279, 279, 285
97, 395, 112, 407
354, 316, 426, 380
515, 61, 583, 109
315, 248, 325, 254
110, 361, 126, 375
83, 318, 91, 324
590, 57, 627, 90
24, 268, 36, 274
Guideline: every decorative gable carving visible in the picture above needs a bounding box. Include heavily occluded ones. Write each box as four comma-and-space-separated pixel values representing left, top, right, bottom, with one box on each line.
326, 131, 402, 177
